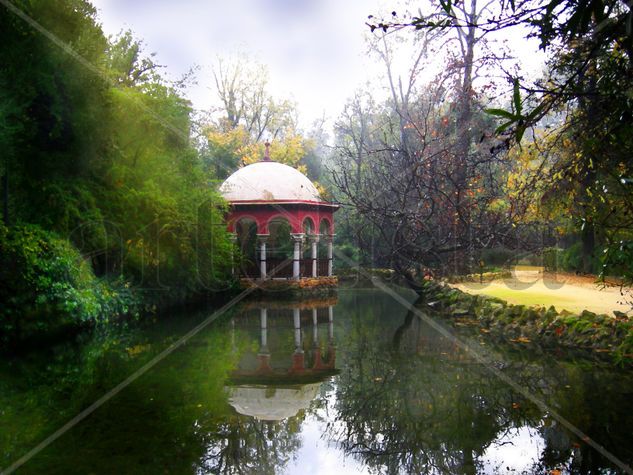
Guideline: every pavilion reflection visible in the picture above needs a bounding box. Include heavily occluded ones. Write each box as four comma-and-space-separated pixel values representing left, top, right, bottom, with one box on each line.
226, 297, 338, 421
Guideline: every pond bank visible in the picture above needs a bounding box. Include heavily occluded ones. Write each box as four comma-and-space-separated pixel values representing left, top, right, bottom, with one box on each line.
453, 270, 632, 315
420, 280, 633, 366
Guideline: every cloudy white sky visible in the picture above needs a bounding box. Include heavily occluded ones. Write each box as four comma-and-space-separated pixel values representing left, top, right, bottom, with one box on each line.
91, 0, 545, 130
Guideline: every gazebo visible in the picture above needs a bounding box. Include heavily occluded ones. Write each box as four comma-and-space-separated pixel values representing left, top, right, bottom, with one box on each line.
219, 143, 338, 280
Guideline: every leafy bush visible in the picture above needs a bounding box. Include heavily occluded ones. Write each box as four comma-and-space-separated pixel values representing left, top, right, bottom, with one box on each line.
542, 247, 564, 271
543, 243, 601, 274
561, 242, 583, 272
0, 224, 137, 342
480, 247, 515, 267
333, 243, 360, 270
601, 240, 633, 283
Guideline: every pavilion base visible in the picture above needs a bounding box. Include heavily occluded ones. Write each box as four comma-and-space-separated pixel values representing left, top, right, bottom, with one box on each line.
239, 276, 338, 295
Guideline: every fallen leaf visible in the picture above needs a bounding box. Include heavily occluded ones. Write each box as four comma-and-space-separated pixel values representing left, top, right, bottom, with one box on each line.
510, 337, 531, 343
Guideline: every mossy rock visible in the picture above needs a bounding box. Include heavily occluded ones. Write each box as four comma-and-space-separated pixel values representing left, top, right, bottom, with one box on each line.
481, 296, 507, 306
562, 314, 580, 325
613, 310, 629, 320
508, 305, 526, 318
580, 310, 598, 321
450, 307, 471, 317
492, 307, 506, 319
481, 303, 505, 317
519, 308, 539, 323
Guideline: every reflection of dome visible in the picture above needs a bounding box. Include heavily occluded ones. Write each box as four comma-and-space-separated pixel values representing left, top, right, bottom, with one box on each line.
219, 162, 321, 203
227, 383, 321, 421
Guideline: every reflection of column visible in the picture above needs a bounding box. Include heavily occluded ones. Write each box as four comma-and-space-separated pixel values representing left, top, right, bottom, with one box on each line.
309, 235, 319, 277
293, 308, 302, 350
326, 305, 336, 368
291, 234, 304, 280
229, 233, 237, 277
257, 234, 268, 279
312, 307, 324, 369
291, 307, 305, 373
325, 234, 334, 277
257, 307, 271, 373
312, 308, 318, 344
260, 308, 268, 349
328, 305, 334, 341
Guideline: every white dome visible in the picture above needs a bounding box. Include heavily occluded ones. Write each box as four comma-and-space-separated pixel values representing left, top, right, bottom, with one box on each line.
227, 383, 321, 421
219, 162, 321, 203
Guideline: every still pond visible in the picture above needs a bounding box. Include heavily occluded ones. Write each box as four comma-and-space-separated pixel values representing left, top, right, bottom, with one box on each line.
1, 289, 632, 474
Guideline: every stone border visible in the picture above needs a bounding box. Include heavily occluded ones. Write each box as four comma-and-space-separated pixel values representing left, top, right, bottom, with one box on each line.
239, 277, 338, 297
421, 280, 633, 366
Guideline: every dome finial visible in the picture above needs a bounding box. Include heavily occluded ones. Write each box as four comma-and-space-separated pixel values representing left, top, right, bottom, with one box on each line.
263, 141, 272, 162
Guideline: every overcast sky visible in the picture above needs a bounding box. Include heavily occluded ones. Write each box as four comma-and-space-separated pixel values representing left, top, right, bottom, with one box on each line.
90, 0, 545, 130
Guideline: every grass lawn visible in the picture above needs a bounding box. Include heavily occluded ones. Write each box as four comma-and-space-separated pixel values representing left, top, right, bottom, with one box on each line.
454, 274, 631, 315
464, 286, 578, 309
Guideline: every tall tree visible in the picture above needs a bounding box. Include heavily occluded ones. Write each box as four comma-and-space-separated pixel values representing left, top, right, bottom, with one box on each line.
211, 54, 297, 141
331, 4, 514, 285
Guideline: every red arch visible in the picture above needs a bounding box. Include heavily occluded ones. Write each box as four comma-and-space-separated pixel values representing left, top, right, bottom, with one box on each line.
302, 216, 316, 234
319, 216, 333, 235
226, 204, 336, 236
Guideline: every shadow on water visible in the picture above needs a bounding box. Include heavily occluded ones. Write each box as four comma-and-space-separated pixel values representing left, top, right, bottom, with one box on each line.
0, 289, 632, 474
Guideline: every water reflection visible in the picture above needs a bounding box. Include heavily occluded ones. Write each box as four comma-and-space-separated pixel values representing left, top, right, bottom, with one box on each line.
1, 291, 632, 474
322, 294, 633, 474
226, 299, 338, 422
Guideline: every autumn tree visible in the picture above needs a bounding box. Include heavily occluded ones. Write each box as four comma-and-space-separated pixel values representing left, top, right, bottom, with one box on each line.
372, 0, 633, 280
331, 2, 518, 285
202, 54, 327, 191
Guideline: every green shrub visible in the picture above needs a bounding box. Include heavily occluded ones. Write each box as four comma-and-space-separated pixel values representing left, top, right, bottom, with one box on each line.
480, 247, 515, 267
542, 247, 564, 271
561, 242, 583, 272
601, 240, 633, 282
333, 243, 359, 270
0, 224, 137, 342
543, 243, 602, 274
517, 254, 541, 266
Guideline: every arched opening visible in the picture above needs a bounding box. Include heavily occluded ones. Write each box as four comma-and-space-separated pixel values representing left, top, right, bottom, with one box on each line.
319, 218, 333, 277
267, 216, 293, 277
235, 217, 259, 277
319, 217, 332, 236
302, 217, 316, 275
303, 216, 316, 235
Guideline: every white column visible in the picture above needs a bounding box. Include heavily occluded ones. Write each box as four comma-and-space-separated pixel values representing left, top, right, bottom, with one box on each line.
325, 234, 334, 277
291, 233, 304, 280
257, 234, 268, 279
310, 235, 319, 277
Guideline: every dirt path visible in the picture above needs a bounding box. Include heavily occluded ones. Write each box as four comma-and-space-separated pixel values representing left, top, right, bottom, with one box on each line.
454, 270, 632, 316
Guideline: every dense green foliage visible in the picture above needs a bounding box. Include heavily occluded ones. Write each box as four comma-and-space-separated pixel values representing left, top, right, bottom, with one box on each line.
0, 0, 234, 341
0, 224, 139, 343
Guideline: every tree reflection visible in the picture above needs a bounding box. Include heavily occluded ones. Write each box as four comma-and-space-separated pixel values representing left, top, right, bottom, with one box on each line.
198, 417, 302, 474
2, 292, 633, 474
325, 294, 633, 474
1, 310, 306, 474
